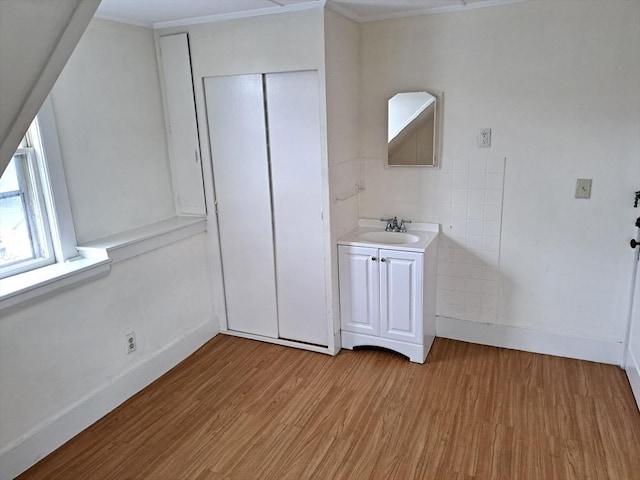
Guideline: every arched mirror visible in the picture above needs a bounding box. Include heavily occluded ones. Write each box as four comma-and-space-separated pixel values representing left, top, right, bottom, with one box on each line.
387, 91, 441, 167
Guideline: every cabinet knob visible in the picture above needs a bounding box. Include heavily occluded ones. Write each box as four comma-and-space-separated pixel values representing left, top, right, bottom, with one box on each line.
381, 258, 386, 262
632, 239, 639, 249
371, 256, 377, 261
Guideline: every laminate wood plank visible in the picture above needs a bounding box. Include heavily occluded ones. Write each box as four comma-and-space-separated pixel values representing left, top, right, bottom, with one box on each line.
398, 411, 454, 479
263, 421, 339, 479
17, 335, 640, 480
193, 469, 229, 480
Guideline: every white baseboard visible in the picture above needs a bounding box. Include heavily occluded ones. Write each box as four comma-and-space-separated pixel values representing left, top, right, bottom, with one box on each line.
436, 316, 623, 365
0, 320, 218, 480
625, 348, 640, 412
220, 329, 336, 356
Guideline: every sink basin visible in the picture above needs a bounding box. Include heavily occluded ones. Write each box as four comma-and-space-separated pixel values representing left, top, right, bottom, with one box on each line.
358, 231, 420, 244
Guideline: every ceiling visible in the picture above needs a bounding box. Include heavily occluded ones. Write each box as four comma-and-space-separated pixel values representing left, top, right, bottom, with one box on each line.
95, 0, 525, 28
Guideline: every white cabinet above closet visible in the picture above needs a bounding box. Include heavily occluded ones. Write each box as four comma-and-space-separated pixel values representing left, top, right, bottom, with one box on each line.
158, 33, 206, 216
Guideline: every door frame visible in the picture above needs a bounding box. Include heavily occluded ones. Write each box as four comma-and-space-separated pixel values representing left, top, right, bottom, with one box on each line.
623, 217, 640, 410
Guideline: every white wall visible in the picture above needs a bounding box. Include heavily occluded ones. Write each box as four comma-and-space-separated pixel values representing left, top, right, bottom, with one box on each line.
325, 8, 361, 348
50, 19, 176, 244
0, 18, 217, 479
180, 9, 325, 77
359, 0, 640, 360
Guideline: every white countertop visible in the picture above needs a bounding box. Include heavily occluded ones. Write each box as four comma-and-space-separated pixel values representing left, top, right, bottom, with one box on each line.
338, 219, 439, 253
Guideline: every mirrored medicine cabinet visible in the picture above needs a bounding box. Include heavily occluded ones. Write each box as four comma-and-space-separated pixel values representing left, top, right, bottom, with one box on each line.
387, 90, 442, 167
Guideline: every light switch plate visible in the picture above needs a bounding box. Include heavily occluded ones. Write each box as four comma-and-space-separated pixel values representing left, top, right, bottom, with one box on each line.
575, 178, 592, 199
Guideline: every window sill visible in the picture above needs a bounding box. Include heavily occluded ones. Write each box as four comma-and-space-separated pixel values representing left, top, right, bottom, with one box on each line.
0, 216, 207, 313
0, 256, 111, 312
77, 216, 207, 264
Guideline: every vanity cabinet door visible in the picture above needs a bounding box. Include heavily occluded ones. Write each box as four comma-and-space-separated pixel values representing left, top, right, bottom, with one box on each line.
379, 249, 423, 344
338, 246, 380, 336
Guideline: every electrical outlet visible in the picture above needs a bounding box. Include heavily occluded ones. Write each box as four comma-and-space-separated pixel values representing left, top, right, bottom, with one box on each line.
126, 332, 136, 354
575, 178, 592, 199
478, 128, 491, 148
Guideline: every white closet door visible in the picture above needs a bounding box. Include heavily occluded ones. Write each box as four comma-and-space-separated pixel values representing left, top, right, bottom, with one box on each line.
158, 34, 206, 215
266, 71, 328, 346
204, 75, 279, 338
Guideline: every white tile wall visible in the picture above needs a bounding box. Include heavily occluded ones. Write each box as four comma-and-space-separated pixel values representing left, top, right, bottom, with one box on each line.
359, 155, 505, 324
437, 157, 505, 323
330, 158, 361, 241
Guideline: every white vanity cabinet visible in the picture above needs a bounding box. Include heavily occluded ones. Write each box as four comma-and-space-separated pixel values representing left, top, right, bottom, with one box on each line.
338, 222, 438, 363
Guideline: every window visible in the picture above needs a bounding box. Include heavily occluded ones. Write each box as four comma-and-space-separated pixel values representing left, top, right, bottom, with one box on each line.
0, 122, 55, 277
0, 98, 78, 280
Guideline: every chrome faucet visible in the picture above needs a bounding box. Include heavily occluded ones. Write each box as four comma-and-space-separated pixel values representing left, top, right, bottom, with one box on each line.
380, 217, 412, 232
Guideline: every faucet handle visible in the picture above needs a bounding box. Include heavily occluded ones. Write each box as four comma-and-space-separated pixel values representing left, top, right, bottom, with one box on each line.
399, 219, 412, 232
380, 217, 395, 231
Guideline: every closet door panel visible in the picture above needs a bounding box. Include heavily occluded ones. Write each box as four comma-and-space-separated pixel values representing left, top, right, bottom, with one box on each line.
266, 70, 328, 346
204, 75, 278, 338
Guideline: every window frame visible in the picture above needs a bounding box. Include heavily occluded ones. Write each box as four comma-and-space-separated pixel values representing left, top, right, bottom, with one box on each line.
0, 97, 78, 279
0, 148, 56, 278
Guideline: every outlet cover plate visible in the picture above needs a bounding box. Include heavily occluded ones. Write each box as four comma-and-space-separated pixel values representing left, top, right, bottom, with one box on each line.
478, 128, 491, 148
575, 178, 592, 199
126, 332, 136, 354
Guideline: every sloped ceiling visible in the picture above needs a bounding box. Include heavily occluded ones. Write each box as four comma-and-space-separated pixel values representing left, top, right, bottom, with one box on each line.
0, 0, 102, 175
95, 0, 525, 28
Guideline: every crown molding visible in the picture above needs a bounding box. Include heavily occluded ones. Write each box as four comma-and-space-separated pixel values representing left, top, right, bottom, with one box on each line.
324, 1, 360, 22
326, 0, 525, 23
153, 1, 326, 30
95, 0, 525, 29
93, 13, 152, 28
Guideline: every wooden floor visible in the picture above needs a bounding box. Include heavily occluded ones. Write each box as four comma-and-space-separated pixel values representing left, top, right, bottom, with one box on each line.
19, 336, 640, 480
